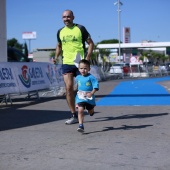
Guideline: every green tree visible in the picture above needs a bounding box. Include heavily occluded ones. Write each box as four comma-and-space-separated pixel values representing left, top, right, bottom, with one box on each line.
140, 50, 169, 65
90, 39, 120, 67
99, 49, 112, 71
158, 54, 168, 64
7, 38, 23, 51
23, 42, 28, 57
97, 39, 120, 44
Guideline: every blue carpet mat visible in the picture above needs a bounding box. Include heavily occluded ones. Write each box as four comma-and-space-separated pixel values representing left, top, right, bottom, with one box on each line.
97, 76, 170, 106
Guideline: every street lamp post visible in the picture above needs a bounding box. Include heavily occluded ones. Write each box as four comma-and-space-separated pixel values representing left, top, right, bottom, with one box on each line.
114, 0, 123, 62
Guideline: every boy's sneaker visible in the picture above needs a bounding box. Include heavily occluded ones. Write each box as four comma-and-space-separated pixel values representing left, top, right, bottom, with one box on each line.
65, 116, 78, 125
77, 124, 84, 132
90, 112, 94, 116
85, 109, 94, 116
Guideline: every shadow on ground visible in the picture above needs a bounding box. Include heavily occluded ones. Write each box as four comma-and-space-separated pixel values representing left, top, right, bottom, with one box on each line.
87, 113, 169, 123
83, 125, 153, 135
0, 109, 70, 131
83, 113, 168, 135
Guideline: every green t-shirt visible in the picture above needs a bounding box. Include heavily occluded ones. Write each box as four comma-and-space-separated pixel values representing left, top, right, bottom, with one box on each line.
57, 24, 91, 65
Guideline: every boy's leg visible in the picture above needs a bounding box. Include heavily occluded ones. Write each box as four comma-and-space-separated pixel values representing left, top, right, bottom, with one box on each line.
86, 103, 95, 116
78, 106, 84, 125
77, 106, 84, 132
88, 108, 94, 116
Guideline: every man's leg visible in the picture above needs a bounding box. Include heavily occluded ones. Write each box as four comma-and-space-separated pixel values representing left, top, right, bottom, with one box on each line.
63, 73, 78, 124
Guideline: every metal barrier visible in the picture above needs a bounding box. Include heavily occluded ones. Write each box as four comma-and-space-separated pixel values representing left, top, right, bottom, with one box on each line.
129, 64, 170, 78
146, 65, 169, 77
0, 94, 12, 105
108, 64, 170, 79
129, 64, 148, 78
41, 86, 65, 97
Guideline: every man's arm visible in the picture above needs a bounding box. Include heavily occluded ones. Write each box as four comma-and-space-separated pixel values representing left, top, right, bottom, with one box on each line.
53, 43, 62, 64
85, 38, 94, 61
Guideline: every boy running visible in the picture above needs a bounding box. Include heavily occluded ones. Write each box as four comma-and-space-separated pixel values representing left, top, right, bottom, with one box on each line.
75, 59, 99, 132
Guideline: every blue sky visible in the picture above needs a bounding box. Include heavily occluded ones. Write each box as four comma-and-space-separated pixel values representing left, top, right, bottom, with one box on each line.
6, 0, 170, 52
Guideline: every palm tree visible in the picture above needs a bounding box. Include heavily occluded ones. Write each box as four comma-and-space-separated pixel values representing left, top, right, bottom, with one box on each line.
160, 54, 169, 64
98, 49, 111, 72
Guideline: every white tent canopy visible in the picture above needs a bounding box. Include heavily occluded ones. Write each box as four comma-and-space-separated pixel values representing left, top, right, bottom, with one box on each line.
97, 42, 170, 49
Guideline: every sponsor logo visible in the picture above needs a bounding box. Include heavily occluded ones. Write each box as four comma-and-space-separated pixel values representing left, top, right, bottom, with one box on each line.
18, 65, 31, 88
18, 65, 45, 88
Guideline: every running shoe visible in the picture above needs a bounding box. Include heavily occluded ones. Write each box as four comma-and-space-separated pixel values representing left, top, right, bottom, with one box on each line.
85, 109, 94, 116
65, 116, 78, 125
77, 124, 84, 132
89, 112, 94, 116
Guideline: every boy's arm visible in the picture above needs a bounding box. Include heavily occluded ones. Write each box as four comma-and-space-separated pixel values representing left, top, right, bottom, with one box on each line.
86, 88, 98, 98
91, 88, 98, 95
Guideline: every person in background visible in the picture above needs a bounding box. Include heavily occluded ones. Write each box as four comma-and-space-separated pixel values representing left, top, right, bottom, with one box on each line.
75, 59, 99, 132
53, 9, 94, 124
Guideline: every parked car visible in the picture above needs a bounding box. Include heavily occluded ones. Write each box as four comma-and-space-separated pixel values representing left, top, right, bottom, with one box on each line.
7, 47, 30, 62
109, 63, 130, 74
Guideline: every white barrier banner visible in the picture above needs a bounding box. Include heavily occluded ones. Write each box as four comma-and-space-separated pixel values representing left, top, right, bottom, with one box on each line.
46, 63, 59, 87
12, 62, 58, 93
0, 63, 19, 94
0, 62, 102, 96
54, 64, 65, 87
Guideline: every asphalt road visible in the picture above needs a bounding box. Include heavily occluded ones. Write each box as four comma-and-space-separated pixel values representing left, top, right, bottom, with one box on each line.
0, 77, 170, 170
